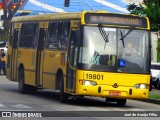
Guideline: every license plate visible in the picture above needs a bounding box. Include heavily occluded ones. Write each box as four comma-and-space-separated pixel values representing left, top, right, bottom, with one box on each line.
109, 91, 121, 96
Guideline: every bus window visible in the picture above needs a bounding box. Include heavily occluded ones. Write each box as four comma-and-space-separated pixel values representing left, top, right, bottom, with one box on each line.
32, 24, 39, 48
61, 22, 70, 50
9, 24, 14, 47
69, 30, 79, 67
19, 23, 39, 48
47, 22, 60, 50
47, 21, 70, 50
79, 26, 116, 66
118, 29, 149, 73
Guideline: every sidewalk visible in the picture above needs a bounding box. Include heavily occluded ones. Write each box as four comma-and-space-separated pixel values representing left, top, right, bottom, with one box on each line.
137, 89, 160, 104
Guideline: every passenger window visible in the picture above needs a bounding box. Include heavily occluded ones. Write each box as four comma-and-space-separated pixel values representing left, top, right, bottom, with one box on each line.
47, 22, 61, 50
9, 24, 14, 47
19, 23, 39, 48
61, 22, 70, 50
46, 21, 70, 50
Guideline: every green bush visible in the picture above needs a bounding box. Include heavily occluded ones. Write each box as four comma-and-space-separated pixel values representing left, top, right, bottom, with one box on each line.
157, 39, 160, 62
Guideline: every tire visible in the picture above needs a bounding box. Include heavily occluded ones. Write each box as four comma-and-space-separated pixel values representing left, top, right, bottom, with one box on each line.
18, 68, 28, 94
59, 75, 68, 103
117, 99, 127, 106
29, 86, 38, 94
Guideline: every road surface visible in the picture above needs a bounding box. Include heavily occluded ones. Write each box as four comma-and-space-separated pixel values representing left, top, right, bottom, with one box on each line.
0, 76, 160, 120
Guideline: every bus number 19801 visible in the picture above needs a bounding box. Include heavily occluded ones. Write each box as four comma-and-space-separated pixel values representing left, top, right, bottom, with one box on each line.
84, 73, 104, 80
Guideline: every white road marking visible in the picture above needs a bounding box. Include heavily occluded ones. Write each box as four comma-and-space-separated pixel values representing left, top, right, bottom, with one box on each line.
128, 108, 145, 111
88, 107, 110, 111
12, 104, 32, 109
0, 104, 5, 107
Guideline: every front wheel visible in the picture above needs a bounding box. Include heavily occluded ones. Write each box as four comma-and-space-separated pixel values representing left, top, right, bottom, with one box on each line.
117, 99, 127, 106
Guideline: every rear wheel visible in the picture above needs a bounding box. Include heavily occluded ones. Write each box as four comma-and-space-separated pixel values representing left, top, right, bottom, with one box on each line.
117, 99, 127, 106
60, 75, 69, 103
28, 85, 38, 94
18, 68, 28, 94
18, 68, 37, 94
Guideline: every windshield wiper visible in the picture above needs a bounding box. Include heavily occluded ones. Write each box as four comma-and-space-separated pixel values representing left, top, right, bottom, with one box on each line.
98, 24, 109, 49
120, 27, 135, 48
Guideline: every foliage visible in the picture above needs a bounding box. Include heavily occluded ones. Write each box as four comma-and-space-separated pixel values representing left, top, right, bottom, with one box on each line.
127, 0, 160, 31
0, 0, 21, 41
157, 39, 160, 62
149, 92, 160, 100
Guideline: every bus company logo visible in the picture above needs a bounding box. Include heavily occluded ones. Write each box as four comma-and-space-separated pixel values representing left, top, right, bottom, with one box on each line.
2, 112, 11, 117
1, 112, 42, 117
112, 83, 118, 88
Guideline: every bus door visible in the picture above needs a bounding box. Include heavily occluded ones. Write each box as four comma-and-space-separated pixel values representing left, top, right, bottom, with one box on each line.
66, 20, 80, 91
11, 28, 19, 80
36, 22, 47, 86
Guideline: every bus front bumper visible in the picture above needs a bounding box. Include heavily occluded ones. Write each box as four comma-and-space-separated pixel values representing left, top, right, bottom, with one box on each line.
75, 85, 149, 99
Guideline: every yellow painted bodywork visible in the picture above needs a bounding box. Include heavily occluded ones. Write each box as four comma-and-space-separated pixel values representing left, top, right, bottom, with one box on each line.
42, 51, 67, 89
75, 70, 150, 99
17, 49, 37, 86
6, 10, 150, 100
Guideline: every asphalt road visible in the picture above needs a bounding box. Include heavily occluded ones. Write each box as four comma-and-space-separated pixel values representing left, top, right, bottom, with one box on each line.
0, 76, 160, 120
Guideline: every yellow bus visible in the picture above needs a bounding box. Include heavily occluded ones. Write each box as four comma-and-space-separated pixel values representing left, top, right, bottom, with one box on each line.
6, 10, 151, 106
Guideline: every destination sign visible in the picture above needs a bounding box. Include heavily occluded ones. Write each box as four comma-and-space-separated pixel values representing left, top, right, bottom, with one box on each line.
85, 13, 148, 28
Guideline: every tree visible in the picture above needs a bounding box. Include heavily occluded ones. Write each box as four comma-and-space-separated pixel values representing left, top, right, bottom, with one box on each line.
127, 0, 160, 31
1, 0, 21, 40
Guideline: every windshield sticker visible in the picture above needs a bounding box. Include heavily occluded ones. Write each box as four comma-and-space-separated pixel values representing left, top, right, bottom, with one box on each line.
118, 59, 126, 67
91, 51, 100, 65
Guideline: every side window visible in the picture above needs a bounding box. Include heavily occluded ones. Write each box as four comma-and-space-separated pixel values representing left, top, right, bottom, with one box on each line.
47, 22, 60, 50
46, 21, 70, 50
69, 30, 79, 67
61, 22, 70, 50
13, 29, 19, 49
9, 24, 14, 47
32, 24, 39, 48
19, 23, 39, 48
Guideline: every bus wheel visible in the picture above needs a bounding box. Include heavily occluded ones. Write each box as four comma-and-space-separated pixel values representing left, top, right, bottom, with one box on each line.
117, 99, 127, 106
18, 68, 28, 94
60, 75, 68, 103
28, 86, 38, 94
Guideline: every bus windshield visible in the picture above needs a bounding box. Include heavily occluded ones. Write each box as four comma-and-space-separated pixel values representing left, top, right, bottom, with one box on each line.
78, 26, 150, 74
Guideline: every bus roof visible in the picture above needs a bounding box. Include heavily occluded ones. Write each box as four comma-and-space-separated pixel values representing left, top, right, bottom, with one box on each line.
11, 10, 110, 22
11, 12, 82, 22
11, 10, 150, 29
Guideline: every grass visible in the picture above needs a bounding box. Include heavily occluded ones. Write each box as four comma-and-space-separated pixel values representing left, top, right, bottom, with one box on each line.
149, 92, 160, 100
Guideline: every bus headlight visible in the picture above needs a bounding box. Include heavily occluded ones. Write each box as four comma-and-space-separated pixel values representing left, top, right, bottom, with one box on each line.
84, 81, 91, 86
134, 84, 149, 89
79, 80, 97, 86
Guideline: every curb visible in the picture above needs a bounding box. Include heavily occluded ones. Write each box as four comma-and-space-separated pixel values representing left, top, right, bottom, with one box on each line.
136, 98, 160, 105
